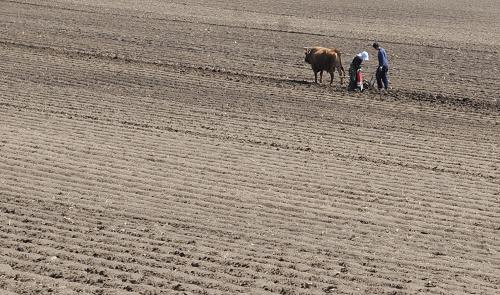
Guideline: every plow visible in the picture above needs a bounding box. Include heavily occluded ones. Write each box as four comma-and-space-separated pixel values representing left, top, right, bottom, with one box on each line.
362, 71, 377, 91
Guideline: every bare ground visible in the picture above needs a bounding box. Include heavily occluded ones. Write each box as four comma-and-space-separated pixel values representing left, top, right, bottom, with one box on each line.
0, 0, 499, 294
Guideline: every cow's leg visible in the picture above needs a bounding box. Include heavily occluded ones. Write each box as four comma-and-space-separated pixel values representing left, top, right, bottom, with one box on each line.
330, 70, 334, 85
314, 70, 318, 83
319, 70, 323, 83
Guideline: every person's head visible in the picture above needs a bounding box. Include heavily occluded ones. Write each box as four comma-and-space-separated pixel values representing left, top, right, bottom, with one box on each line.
372, 42, 380, 50
357, 51, 369, 61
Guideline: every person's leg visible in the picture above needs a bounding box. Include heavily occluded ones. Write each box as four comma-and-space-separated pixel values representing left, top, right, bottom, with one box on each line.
376, 67, 383, 90
348, 79, 355, 91
356, 69, 363, 91
382, 67, 389, 90
348, 66, 356, 90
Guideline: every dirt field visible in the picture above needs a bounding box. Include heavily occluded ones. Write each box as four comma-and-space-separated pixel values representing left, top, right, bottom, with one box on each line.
1, 0, 499, 294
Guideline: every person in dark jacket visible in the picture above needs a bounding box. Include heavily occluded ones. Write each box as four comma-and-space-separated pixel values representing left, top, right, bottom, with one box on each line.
373, 42, 389, 92
348, 51, 369, 91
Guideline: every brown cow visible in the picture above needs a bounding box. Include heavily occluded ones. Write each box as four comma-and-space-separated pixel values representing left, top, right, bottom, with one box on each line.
304, 47, 345, 85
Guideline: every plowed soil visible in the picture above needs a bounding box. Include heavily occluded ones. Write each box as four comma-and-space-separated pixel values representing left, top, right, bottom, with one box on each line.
1, 0, 499, 294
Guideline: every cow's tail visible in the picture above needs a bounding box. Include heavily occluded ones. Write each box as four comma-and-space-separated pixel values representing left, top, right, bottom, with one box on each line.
336, 49, 346, 76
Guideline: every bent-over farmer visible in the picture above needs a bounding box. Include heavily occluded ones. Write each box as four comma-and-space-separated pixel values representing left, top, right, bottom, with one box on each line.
348, 51, 369, 92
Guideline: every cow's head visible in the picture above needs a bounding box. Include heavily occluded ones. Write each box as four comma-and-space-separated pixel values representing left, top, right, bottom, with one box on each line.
304, 47, 312, 64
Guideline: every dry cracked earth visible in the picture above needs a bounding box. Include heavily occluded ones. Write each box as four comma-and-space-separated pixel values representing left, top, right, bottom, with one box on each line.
0, 0, 499, 294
